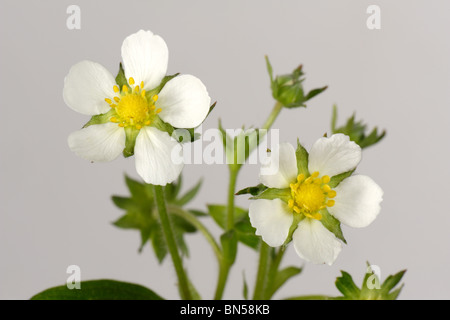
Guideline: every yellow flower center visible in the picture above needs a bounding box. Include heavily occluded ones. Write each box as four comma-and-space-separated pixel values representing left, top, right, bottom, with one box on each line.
105, 77, 162, 130
288, 171, 337, 221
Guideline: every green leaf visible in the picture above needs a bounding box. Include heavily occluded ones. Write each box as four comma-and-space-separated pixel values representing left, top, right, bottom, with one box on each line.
250, 188, 291, 203
269, 266, 303, 298
319, 208, 346, 244
115, 63, 128, 89
207, 204, 260, 250
295, 139, 309, 176
335, 271, 361, 299
234, 216, 260, 250
207, 204, 247, 229
328, 169, 355, 188
242, 272, 249, 300
175, 179, 203, 206
221, 229, 238, 265
236, 183, 268, 196
381, 270, 407, 293
285, 295, 333, 300
150, 224, 168, 262
113, 175, 200, 261
331, 105, 386, 149
31, 280, 164, 300
111, 196, 137, 211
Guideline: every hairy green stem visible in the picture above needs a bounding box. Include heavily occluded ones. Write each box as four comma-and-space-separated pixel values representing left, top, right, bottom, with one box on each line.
153, 185, 192, 300
264, 246, 286, 299
253, 242, 271, 299
215, 101, 284, 300
168, 205, 222, 260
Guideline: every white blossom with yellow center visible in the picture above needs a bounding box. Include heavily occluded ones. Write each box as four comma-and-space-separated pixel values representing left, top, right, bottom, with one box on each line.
63, 30, 211, 185
249, 134, 383, 265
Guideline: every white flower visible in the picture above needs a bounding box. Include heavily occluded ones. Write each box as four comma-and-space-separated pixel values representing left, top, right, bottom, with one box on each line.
249, 134, 383, 265
64, 30, 211, 185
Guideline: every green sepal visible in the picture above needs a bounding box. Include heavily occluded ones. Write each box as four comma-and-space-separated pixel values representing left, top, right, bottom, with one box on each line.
250, 188, 291, 203
146, 73, 180, 99
123, 126, 140, 158
266, 56, 327, 108
328, 169, 355, 188
82, 109, 116, 128
295, 139, 310, 176
115, 63, 129, 90
236, 183, 268, 196
31, 279, 164, 300
282, 212, 304, 247
319, 208, 346, 244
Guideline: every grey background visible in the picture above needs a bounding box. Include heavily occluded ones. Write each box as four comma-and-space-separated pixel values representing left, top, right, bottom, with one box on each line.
1, 0, 449, 300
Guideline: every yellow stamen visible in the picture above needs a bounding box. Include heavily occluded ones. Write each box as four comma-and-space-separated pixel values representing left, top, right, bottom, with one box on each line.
152, 95, 158, 102
288, 171, 338, 221
288, 199, 294, 208
105, 98, 112, 104
129, 77, 135, 85
326, 200, 335, 207
114, 97, 120, 103
113, 85, 119, 93
156, 108, 162, 114
140, 81, 144, 89
123, 85, 128, 93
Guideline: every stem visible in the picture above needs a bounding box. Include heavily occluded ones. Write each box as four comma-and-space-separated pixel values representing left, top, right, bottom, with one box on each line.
214, 260, 230, 300
264, 246, 286, 299
215, 101, 284, 300
261, 101, 283, 131
253, 242, 270, 299
168, 205, 222, 261
153, 185, 192, 300
226, 168, 239, 230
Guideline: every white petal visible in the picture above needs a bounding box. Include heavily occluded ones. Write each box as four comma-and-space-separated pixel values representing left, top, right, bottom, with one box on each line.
328, 175, 383, 228
68, 123, 125, 162
134, 127, 183, 186
292, 218, 342, 265
249, 199, 293, 247
121, 30, 168, 91
156, 75, 211, 128
308, 134, 361, 177
63, 61, 116, 115
260, 142, 298, 189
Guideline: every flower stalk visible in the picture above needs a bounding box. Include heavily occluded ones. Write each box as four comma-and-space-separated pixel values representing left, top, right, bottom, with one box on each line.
153, 185, 192, 300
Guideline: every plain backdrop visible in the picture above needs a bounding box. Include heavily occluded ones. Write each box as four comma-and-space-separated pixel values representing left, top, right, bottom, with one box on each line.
1, 0, 449, 300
